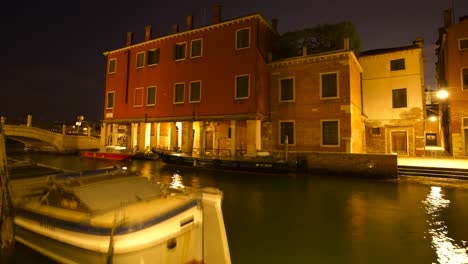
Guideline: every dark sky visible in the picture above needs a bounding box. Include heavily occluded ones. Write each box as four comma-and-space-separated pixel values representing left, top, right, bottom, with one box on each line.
1, 0, 466, 123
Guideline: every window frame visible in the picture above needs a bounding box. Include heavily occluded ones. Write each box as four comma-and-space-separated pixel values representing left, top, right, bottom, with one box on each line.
147, 86, 156, 106
390, 58, 405, 71
279, 120, 295, 145
190, 39, 203, 58
189, 80, 201, 103
174, 42, 187, 61
321, 119, 340, 147
134, 87, 144, 107
462, 68, 468, 90
236, 27, 250, 50
173, 82, 185, 104
371, 127, 381, 136
279, 77, 295, 102
147, 48, 160, 66
108, 58, 116, 74
320, 72, 339, 99
235, 74, 250, 99
106, 91, 115, 109
136, 52, 145, 69
459, 38, 468, 50
392, 88, 408, 108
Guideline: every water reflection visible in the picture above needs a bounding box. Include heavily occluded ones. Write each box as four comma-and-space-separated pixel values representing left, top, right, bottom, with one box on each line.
423, 186, 468, 264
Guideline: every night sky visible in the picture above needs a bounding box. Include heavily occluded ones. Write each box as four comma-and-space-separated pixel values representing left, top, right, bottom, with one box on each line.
1, 0, 466, 123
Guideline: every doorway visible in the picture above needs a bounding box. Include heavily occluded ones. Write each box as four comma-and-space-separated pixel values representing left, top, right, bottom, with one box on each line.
391, 131, 408, 155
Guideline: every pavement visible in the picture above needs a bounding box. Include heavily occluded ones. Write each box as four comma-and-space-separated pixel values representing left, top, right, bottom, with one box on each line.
397, 146, 468, 169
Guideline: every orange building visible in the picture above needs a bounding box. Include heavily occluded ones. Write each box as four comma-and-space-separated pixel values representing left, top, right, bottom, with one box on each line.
436, 10, 468, 157
101, 6, 275, 158
267, 47, 365, 156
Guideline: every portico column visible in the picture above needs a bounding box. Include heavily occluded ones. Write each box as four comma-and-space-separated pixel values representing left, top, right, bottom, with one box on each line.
169, 122, 177, 151
199, 122, 206, 157
155, 123, 160, 149
181, 121, 193, 154
246, 120, 261, 156
112, 123, 119, 146
230, 120, 237, 158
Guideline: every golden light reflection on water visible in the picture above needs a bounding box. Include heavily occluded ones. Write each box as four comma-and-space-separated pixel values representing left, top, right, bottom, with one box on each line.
423, 186, 468, 264
170, 172, 185, 190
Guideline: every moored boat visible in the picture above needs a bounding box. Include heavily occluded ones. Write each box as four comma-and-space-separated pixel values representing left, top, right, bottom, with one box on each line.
11, 167, 231, 264
80, 147, 133, 161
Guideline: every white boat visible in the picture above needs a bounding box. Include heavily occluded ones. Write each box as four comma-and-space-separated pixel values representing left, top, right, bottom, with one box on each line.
11, 167, 231, 264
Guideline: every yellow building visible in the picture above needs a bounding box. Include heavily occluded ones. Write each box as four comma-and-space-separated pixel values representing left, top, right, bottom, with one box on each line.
360, 39, 426, 156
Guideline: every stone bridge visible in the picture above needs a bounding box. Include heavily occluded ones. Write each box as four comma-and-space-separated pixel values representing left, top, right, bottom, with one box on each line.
3, 124, 100, 153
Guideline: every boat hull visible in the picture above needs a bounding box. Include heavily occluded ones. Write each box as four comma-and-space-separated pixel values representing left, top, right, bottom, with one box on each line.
80, 151, 132, 161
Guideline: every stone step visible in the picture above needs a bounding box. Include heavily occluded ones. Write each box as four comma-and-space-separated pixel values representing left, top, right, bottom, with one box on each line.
398, 165, 468, 179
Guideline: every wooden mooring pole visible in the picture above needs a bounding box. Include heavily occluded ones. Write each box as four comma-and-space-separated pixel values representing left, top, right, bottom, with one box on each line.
0, 121, 15, 262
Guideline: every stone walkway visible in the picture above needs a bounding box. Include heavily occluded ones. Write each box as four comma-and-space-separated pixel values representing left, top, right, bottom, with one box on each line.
398, 146, 468, 169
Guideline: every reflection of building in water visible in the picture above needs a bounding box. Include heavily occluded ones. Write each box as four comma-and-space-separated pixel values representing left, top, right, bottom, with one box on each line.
423, 186, 468, 264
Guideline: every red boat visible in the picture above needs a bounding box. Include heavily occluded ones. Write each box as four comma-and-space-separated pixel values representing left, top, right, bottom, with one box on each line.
80, 151, 133, 161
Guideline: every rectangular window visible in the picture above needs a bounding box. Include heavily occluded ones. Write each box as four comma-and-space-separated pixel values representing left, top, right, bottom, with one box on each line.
106, 91, 115, 109
280, 121, 295, 145
280, 77, 294, 102
236, 28, 250, 49
463, 117, 468, 127
108, 59, 116, 74
136, 52, 145, 68
174, 83, 185, 104
134, 88, 143, 107
459, 38, 468, 50
371, 127, 381, 135
147, 87, 156, 105
390, 58, 405, 71
322, 120, 339, 146
392, 88, 407, 108
235, 75, 249, 99
191, 39, 202, 58
147, 49, 160, 65
190, 81, 201, 103
174, 43, 186, 60
462, 68, 468, 90
321, 72, 338, 98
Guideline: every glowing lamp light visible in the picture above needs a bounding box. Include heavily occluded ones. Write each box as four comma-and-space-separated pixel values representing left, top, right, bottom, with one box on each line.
436, 90, 448, 99
429, 116, 437, 122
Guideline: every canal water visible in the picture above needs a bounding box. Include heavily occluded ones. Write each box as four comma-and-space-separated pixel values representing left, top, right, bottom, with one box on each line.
6, 147, 468, 263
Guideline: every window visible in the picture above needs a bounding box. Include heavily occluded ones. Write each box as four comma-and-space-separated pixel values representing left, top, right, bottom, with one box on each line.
147, 49, 160, 65
136, 52, 145, 68
189, 81, 201, 102
108, 59, 116, 74
106, 92, 115, 109
280, 77, 294, 102
134, 88, 143, 107
147, 87, 156, 105
236, 28, 250, 49
392, 88, 407, 108
174, 83, 185, 104
235, 75, 249, 99
280, 121, 295, 145
464, 118, 468, 127
390, 58, 405, 71
321, 120, 339, 146
191, 39, 202, 58
371, 127, 381, 135
463, 68, 468, 90
459, 38, 468, 50
321, 72, 338, 98
174, 43, 186, 60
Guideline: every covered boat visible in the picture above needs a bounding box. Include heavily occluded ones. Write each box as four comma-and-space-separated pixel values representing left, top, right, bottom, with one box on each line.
11, 168, 231, 264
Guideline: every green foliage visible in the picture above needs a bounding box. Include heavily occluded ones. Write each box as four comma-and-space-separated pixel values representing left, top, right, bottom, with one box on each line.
273, 21, 361, 60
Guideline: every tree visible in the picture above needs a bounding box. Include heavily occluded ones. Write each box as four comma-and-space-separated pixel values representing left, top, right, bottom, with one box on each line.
274, 21, 361, 60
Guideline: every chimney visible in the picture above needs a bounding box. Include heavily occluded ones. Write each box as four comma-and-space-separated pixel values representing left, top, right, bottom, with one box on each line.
344, 37, 350, 50
302, 46, 307, 56
443, 9, 453, 27
186, 15, 193, 30
213, 4, 222, 24
271, 18, 278, 32
413, 37, 424, 48
144, 25, 152, 41
172, 24, 179, 34
126, 32, 134, 46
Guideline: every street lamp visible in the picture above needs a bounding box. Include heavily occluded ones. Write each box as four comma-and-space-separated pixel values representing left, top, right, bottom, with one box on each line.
437, 90, 449, 99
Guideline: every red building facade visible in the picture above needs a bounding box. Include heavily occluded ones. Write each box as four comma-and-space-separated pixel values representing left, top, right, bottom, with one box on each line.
102, 7, 275, 157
